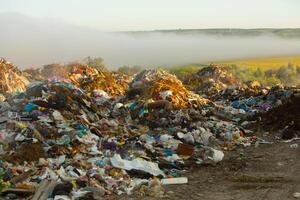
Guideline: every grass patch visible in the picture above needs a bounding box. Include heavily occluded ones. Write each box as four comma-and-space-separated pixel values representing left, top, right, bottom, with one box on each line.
214, 56, 300, 70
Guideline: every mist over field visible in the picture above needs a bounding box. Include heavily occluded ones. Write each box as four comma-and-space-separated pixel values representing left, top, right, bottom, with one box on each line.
1, 13, 300, 69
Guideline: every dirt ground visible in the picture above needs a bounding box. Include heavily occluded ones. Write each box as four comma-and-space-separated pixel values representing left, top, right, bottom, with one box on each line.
121, 138, 300, 200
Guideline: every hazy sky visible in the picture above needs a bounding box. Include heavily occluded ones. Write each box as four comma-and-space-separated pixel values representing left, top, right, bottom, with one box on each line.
0, 0, 299, 31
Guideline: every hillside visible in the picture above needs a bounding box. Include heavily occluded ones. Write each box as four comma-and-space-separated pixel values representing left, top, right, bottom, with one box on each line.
127, 28, 300, 38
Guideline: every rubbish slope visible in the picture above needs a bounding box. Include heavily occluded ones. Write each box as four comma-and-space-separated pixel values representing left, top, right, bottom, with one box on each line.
0, 60, 299, 199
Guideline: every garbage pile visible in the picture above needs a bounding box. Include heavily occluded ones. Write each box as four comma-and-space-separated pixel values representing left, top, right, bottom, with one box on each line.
0, 62, 260, 199
207, 78, 300, 139
184, 65, 239, 96
128, 69, 210, 109
257, 91, 300, 139
69, 64, 128, 96
211, 80, 268, 101
0, 80, 127, 199
209, 83, 298, 117
24, 63, 129, 96
0, 58, 29, 95
0, 59, 298, 199
185, 65, 298, 116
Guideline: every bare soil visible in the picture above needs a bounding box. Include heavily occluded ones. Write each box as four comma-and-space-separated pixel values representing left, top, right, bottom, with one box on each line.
122, 139, 300, 200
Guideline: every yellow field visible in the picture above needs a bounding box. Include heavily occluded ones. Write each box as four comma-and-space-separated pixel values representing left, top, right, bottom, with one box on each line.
214, 56, 300, 69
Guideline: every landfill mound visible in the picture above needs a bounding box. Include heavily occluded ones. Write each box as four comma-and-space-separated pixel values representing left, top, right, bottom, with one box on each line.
0, 59, 29, 95
0, 67, 253, 199
0, 60, 299, 199
69, 64, 128, 96
184, 65, 239, 96
258, 92, 300, 139
225, 84, 297, 116
24, 81, 99, 120
128, 69, 209, 109
24, 63, 128, 96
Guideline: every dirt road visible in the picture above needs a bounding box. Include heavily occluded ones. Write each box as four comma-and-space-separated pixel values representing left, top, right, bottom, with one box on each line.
122, 139, 300, 200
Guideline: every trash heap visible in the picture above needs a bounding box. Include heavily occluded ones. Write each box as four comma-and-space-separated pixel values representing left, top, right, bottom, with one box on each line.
257, 91, 300, 139
209, 83, 298, 117
186, 66, 299, 117
0, 58, 29, 95
211, 80, 269, 101
112, 72, 132, 92
184, 65, 239, 96
69, 64, 128, 96
128, 69, 210, 109
0, 63, 258, 199
0, 80, 127, 199
2, 60, 297, 199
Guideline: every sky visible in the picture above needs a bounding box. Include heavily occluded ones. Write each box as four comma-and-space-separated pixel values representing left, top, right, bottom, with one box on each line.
0, 0, 300, 31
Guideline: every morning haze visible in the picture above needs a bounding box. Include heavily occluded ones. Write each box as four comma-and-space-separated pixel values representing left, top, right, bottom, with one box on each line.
1, 13, 300, 69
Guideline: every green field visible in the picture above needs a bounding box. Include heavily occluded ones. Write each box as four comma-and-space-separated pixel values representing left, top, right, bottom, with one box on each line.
169, 56, 300, 86
214, 56, 300, 70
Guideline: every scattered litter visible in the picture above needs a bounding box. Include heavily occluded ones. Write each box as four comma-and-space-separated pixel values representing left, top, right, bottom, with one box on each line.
293, 192, 300, 198
161, 177, 188, 185
290, 144, 298, 149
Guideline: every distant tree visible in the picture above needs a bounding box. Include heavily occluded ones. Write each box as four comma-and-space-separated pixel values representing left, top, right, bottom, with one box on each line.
296, 66, 300, 75
84, 56, 107, 71
117, 65, 142, 75
265, 77, 281, 85
117, 66, 130, 74
264, 69, 274, 78
287, 62, 294, 70
41, 63, 74, 79
276, 65, 297, 84
276, 66, 289, 80
229, 64, 238, 70
254, 68, 263, 77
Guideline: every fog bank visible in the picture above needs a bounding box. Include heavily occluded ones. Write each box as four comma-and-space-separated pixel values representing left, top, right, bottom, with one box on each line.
1, 13, 300, 69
